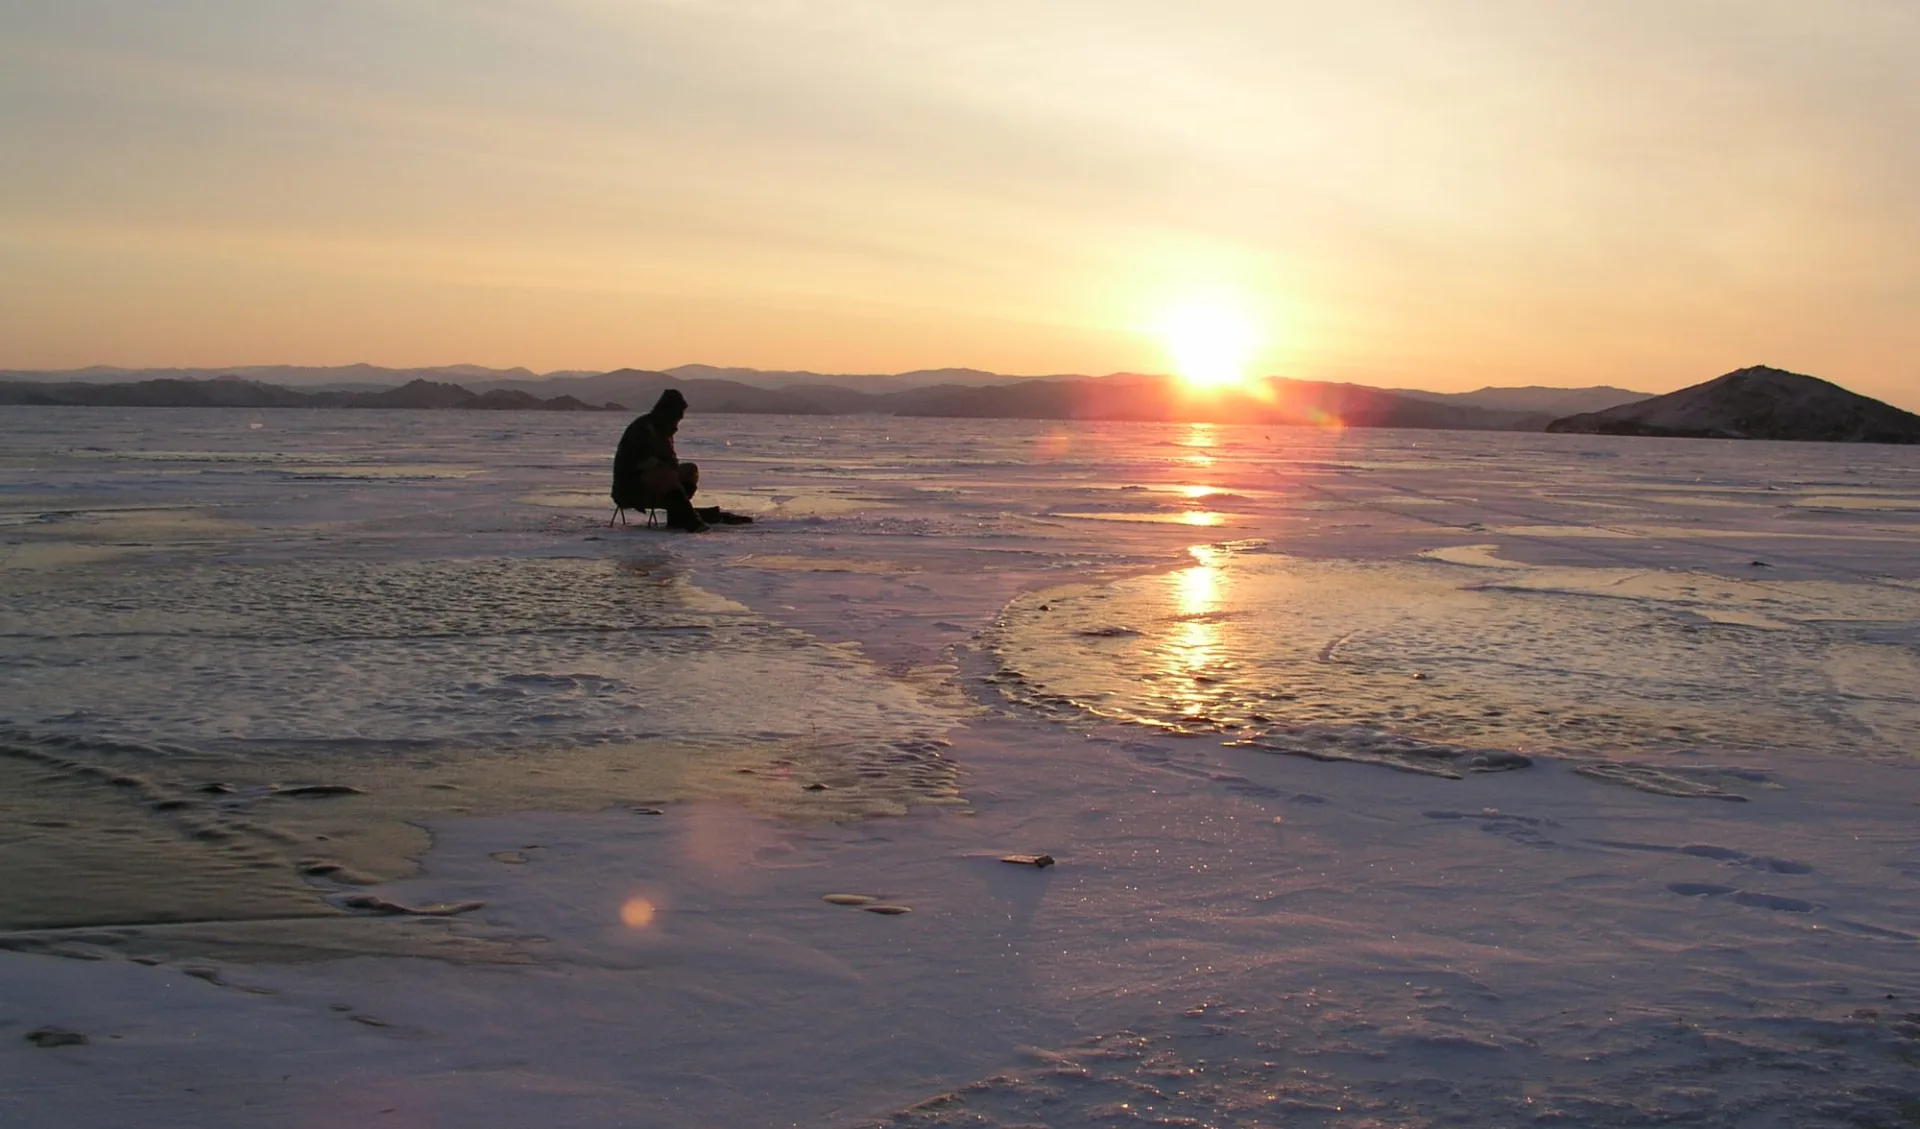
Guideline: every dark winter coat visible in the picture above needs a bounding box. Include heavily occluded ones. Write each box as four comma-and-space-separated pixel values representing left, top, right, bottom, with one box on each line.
611, 414, 680, 509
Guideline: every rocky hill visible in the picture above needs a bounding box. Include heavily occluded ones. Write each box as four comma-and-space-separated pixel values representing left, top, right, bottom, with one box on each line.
1546, 366, 1920, 444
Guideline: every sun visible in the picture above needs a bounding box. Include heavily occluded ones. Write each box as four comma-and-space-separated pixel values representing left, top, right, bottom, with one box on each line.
1153, 297, 1261, 392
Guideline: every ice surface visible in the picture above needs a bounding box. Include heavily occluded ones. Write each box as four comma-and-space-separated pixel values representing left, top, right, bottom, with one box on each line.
4, 408, 1920, 1127
986, 543, 1920, 764
3, 554, 952, 752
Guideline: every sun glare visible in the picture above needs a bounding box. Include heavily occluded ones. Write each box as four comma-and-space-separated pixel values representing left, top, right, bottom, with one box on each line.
1155, 298, 1261, 392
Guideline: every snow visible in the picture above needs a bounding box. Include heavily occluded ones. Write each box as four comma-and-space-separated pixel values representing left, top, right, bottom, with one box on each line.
3, 408, 1919, 1127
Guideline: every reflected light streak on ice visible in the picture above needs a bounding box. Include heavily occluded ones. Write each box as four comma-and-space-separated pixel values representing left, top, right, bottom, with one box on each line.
1179, 482, 1228, 526
1166, 545, 1228, 720
1033, 429, 1073, 463
1180, 422, 1216, 467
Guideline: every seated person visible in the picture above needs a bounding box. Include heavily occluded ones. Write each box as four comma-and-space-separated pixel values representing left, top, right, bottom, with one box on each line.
611, 389, 707, 531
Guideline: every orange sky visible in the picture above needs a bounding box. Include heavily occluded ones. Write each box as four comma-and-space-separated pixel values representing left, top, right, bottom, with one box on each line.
2, 1, 1916, 405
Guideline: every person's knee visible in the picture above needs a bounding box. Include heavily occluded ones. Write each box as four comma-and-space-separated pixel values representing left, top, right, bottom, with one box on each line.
679, 462, 699, 497
637, 463, 677, 495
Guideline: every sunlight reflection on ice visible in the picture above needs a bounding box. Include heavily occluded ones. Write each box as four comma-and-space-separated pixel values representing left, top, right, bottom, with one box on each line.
1051, 511, 1229, 526
990, 549, 1920, 761
1167, 549, 1227, 721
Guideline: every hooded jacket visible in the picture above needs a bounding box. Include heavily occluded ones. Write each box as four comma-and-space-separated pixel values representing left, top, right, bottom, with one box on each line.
611, 390, 687, 509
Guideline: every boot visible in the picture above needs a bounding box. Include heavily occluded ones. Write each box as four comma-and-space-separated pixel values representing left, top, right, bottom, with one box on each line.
664, 493, 709, 532
695, 504, 753, 525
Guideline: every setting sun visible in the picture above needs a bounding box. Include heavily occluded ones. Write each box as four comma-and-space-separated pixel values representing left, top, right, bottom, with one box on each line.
1154, 298, 1262, 391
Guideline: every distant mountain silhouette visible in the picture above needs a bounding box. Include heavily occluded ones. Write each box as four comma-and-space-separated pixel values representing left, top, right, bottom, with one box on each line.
656, 364, 1037, 392
1396, 385, 1650, 415
0, 367, 1561, 428
476, 370, 1560, 428
0, 376, 310, 408
1546, 366, 1920, 444
883, 373, 1552, 429
0, 363, 564, 389
0, 366, 1626, 431
335, 379, 478, 410
14, 363, 1900, 437
0, 375, 622, 412
467, 369, 827, 414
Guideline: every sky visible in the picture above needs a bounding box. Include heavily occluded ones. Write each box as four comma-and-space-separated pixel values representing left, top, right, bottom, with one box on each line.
1, 0, 1917, 403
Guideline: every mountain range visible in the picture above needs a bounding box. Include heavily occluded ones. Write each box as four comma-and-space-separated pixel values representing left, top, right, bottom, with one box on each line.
0, 375, 620, 412
0, 364, 1653, 432
0, 363, 1043, 395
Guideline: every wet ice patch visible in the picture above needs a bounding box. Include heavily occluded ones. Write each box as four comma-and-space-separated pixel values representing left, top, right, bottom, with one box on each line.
987, 550, 1920, 764
1420, 543, 1520, 568
0, 555, 955, 752
517, 490, 610, 510
1227, 728, 1531, 780
275, 464, 482, 481
1793, 494, 1920, 512
0, 552, 969, 929
731, 554, 920, 574
1572, 762, 1763, 801
1489, 524, 1643, 538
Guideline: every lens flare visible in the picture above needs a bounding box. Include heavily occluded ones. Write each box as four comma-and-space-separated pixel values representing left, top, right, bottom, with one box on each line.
620, 896, 658, 930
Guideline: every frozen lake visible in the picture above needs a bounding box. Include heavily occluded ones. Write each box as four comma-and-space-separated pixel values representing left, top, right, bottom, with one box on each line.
4, 407, 1920, 1127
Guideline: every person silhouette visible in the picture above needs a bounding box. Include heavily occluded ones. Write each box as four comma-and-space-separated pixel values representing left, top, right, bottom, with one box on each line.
611, 389, 706, 531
